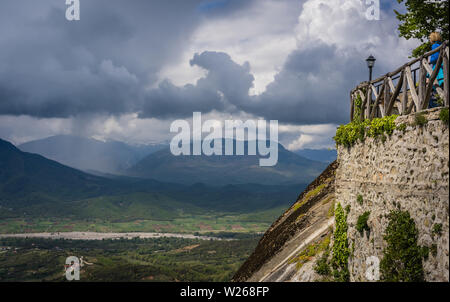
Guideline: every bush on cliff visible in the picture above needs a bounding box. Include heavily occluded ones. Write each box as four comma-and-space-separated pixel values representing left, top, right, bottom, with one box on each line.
356, 211, 371, 235
380, 210, 425, 282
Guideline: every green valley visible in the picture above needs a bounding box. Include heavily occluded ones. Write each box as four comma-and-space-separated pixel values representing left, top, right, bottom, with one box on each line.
0, 236, 260, 282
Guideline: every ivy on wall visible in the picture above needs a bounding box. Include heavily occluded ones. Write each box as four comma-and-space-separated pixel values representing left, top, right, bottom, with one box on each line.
331, 203, 350, 281
334, 115, 398, 147
380, 210, 425, 282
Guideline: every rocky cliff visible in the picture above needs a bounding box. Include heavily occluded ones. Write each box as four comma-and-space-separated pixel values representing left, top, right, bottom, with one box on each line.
233, 107, 449, 282
233, 161, 337, 282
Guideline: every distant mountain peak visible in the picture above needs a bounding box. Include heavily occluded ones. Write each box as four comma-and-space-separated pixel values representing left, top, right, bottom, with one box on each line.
0, 138, 19, 152
18, 135, 166, 174
127, 140, 327, 186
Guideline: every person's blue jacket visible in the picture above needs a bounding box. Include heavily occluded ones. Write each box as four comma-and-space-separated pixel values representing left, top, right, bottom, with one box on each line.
430, 42, 444, 86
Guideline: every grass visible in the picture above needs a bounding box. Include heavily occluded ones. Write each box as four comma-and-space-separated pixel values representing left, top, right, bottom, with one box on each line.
327, 200, 336, 218
289, 234, 331, 271
291, 182, 327, 212
0, 206, 288, 234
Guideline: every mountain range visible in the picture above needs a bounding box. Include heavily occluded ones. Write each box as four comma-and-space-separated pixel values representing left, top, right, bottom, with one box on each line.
0, 138, 171, 207
19, 135, 165, 174
18, 135, 328, 186
128, 140, 327, 186
0, 138, 307, 218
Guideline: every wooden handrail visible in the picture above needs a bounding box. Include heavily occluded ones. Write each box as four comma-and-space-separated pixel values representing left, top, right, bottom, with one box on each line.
350, 41, 449, 121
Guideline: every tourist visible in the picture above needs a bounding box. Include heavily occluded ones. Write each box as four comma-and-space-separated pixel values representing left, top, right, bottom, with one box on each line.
428, 32, 444, 108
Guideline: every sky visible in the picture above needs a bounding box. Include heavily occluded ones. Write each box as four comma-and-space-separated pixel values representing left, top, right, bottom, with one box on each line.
0, 0, 419, 150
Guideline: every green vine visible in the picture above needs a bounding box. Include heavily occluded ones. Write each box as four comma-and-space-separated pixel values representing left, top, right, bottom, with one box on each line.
380, 210, 425, 282
334, 115, 398, 147
353, 95, 363, 123
331, 203, 350, 282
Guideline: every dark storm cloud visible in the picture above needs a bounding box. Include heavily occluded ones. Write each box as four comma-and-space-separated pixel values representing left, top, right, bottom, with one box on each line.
0, 0, 240, 118
244, 43, 365, 124
139, 43, 366, 124
0, 0, 261, 119
139, 51, 254, 119
139, 78, 225, 119
0, 0, 407, 127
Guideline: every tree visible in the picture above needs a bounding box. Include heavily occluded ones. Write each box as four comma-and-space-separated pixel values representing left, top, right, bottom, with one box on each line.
395, 0, 449, 57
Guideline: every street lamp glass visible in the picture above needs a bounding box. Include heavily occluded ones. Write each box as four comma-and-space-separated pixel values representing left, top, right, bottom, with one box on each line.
366, 55, 376, 68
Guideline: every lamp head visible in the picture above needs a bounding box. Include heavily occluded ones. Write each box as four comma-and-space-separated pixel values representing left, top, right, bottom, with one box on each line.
366, 55, 376, 68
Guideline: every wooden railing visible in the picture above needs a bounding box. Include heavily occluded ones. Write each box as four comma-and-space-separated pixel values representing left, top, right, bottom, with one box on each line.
350, 41, 449, 121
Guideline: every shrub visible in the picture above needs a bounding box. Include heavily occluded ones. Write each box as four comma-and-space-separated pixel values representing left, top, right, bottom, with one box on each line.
432, 223, 443, 236
380, 210, 425, 282
357, 194, 363, 205
334, 120, 368, 147
334, 115, 398, 147
345, 205, 351, 214
356, 211, 370, 235
414, 113, 427, 127
397, 123, 407, 133
367, 115, 397, 138
439, 108, 449, 125
314, 251, 331, 276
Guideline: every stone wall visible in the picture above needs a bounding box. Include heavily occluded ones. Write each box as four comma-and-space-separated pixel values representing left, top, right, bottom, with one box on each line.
335, 107, 449, 282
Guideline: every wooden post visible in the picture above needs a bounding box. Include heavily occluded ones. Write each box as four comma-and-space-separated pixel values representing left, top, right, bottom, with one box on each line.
386, 71, 404, 115
370, 82, 385, 119
383, 77, 389, 117
359, 89, 366, 121
366, 85, 372, 119
401, 68, 408, 114
405, 66, 420, 111
419, 58, 428, 110
350, 92, 354, 121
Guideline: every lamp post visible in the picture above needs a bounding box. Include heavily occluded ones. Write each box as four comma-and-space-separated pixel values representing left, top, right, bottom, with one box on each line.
366, 55, 376, 82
